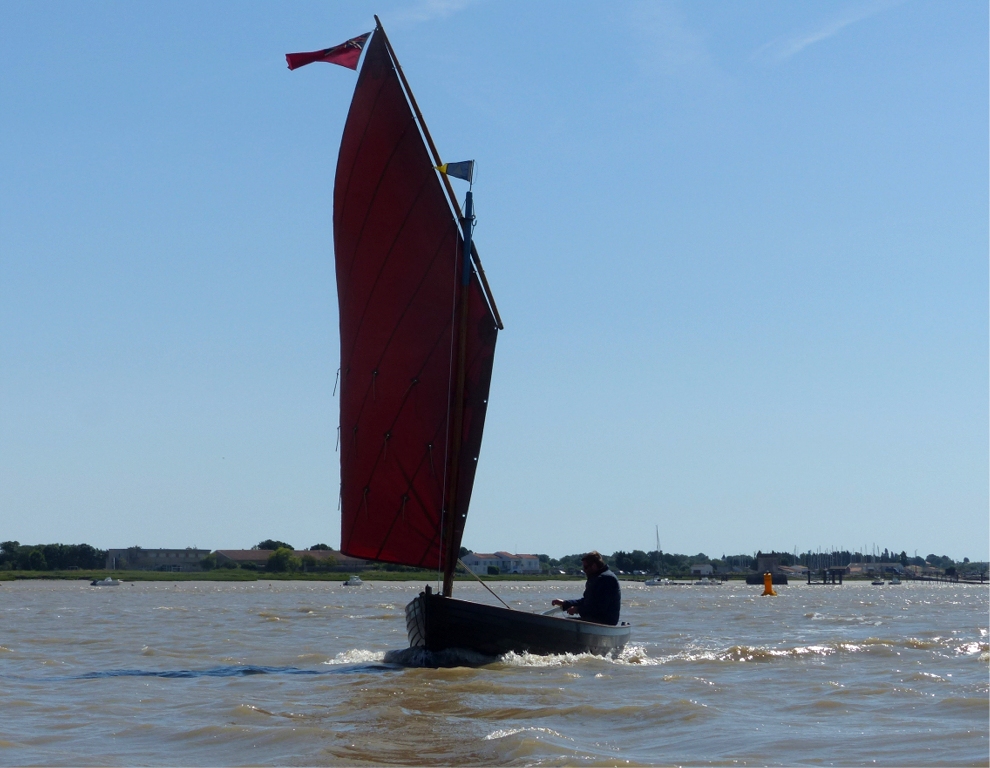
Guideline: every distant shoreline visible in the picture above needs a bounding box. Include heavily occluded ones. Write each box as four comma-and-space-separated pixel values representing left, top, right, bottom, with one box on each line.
0, 570, 583, 583
2, 570, 985, 584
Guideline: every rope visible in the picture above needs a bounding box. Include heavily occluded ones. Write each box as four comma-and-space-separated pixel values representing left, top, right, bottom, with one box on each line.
457, 559, 512, 610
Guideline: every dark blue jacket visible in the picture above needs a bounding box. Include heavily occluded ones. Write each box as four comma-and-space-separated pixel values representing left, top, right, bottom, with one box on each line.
563, 567, 621, 625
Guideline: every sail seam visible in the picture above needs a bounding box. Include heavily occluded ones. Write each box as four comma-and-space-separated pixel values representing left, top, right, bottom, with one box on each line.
343, 218, 455, 459
339, 116, 421, 317
355, 318, 456, 561
334, 39, 391, 298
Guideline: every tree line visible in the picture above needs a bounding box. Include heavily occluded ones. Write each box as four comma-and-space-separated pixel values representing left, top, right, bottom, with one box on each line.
527, 549, 986, 577
2, 539, 984, 576
1, 541, 106, 571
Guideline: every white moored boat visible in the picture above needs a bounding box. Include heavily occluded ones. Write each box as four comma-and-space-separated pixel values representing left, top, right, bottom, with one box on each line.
644, 575, 670, 586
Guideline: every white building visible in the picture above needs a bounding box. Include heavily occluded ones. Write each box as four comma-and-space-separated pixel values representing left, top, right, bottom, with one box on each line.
690, 564, 713, 576
461, 551, 541, 575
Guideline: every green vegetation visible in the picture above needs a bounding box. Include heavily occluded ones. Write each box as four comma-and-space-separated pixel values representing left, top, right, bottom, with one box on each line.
266, 547, 297, 572
537, 549, 987, 580
1, 541, 106, 571
255, 539, 293, 551
0, 569, 258, 582
1, 539, 984, 582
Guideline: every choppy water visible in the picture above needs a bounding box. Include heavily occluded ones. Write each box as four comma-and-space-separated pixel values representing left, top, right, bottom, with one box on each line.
0, 579, 986, 766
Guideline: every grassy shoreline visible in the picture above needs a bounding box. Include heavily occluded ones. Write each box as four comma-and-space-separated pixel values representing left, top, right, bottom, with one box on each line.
0, 569, 593, 583
1, 570, 950, 584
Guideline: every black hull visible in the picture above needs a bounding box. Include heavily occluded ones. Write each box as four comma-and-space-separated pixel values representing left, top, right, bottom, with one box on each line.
745, 573, 789, 585
405, 591, 631, 657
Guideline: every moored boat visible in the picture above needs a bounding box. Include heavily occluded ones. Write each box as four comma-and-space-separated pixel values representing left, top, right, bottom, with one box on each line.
644, 576, 671, 586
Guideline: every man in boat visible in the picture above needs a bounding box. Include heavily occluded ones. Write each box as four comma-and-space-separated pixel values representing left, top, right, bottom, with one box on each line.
552, 551, 621, 625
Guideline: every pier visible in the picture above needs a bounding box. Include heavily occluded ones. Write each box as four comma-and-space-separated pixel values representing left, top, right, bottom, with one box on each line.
807, 568, 845, 585
906, 572, 986, 584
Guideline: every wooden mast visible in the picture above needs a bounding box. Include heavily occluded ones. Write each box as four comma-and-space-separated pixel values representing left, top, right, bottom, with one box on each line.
440, 189, 474, 596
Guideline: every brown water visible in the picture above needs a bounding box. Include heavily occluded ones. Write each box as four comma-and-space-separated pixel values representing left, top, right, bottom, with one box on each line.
0, 579, 986, 766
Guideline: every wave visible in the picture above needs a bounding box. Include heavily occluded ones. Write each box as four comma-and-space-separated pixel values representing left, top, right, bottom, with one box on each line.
382, 646, 496, 668
484, 726, 569, 742
327, 649, 387, 665
11, 661, 392, 682
497, 643, 662, 668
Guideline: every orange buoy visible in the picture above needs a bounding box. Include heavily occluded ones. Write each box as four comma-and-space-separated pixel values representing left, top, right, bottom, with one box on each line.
762, 571, 777, 596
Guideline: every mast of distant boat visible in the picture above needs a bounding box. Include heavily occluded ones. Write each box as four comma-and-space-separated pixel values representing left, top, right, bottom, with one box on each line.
655, 525, 663, 578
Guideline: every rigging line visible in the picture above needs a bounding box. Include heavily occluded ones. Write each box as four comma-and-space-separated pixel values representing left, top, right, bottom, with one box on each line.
456, 559, 512, 610
333, 368, 340, 396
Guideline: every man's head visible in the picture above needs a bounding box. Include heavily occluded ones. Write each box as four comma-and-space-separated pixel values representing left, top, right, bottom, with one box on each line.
581, 551, 606, 576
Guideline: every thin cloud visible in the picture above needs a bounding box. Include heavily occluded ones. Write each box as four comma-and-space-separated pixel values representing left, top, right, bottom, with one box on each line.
629, 1, 726, 88
755, 0, 905, 63
389, 0, 479, 25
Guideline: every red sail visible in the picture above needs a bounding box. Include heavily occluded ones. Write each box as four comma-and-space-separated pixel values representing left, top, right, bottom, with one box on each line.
334, 29, 498, 571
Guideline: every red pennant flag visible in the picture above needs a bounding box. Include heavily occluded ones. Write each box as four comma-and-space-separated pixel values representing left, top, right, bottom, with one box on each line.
286, 32, 371, 71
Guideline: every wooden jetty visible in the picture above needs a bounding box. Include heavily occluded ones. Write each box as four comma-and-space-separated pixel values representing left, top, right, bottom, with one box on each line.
806, 568, 845, 585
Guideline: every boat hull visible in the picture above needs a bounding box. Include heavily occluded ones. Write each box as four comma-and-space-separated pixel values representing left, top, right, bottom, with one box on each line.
405, 591, 630, 657
745, 573, 788, 585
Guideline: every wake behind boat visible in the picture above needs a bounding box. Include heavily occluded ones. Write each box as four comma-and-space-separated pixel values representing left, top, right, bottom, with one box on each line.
292, 18, 629, 659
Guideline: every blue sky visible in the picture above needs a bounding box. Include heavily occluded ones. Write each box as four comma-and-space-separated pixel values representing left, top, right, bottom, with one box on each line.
1, 1, 986, 561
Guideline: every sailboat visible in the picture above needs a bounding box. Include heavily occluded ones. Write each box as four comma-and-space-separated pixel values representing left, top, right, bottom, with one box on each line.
313, 18, 630, 658
644, 526, 670, 585
870, 545, 884, 585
